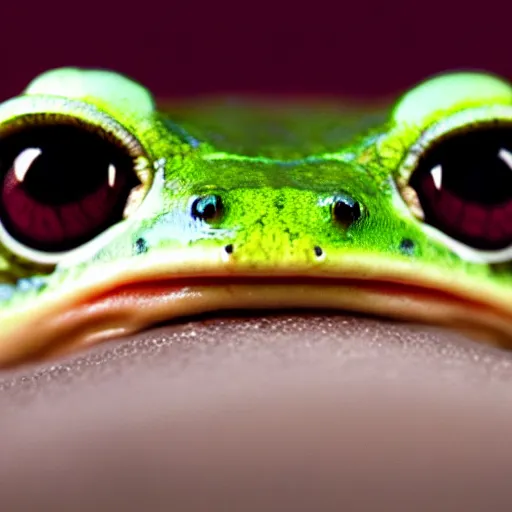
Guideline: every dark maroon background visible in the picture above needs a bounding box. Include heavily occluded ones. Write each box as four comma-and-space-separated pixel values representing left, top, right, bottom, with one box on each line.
2, 0, 510, 101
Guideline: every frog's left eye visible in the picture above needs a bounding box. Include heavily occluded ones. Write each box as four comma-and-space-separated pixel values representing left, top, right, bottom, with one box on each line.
403, 124, 512, 253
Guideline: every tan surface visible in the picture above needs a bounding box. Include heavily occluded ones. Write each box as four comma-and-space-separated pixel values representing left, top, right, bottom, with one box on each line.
2, 313, 512, 510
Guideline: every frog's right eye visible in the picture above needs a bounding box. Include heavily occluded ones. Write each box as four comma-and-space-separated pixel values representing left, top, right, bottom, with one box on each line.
0, 107, 151, 265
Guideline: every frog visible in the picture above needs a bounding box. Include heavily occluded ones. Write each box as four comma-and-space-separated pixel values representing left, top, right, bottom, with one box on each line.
0, 67, 509, 367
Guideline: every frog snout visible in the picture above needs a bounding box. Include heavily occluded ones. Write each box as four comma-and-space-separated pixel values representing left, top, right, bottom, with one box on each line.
219, 234, 326, 266
217, 192, 362, 266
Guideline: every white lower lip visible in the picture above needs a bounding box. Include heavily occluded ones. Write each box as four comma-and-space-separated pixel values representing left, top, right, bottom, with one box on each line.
4, 277, 509, 366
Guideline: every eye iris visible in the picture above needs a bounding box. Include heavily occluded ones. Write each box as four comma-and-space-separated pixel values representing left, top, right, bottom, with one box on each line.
409, 127, 512, 250
191, 195, 223, 222
0, 124, 139, 252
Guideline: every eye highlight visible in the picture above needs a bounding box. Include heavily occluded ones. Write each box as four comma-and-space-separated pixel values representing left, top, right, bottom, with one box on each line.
405, 125, 512, 251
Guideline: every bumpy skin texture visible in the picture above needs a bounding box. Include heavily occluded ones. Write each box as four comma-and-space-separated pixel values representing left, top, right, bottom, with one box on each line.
0, 68, 510, 365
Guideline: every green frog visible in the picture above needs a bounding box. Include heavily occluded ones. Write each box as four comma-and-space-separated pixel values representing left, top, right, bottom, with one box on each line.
0, 67, 509, 367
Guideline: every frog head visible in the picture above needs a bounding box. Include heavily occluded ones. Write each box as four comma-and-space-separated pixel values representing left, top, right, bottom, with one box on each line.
0, 68, 510, 366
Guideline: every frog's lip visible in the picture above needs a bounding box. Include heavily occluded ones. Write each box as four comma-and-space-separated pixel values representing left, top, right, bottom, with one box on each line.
2, 272, 510, 367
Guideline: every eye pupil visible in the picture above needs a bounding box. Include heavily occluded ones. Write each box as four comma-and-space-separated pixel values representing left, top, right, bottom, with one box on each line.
332, 194, 361, 226
191, 194, 224, 222
409, 126, 512, 250
12, 145, 118, 205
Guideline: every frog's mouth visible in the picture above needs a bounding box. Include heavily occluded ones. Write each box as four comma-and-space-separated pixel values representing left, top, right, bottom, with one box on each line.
2, 271, 510, 367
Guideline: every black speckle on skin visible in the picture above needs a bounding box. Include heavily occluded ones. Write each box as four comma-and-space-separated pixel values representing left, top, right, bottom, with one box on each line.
134, 237, 148, 255
274, 198, 285, 211
399, 238, 415, 255
314, 246, 323, 257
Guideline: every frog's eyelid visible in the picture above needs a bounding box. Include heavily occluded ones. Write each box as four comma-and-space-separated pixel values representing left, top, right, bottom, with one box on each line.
0, 95, 146, 159
393, 72, 512, 126
24, 67, 156, 121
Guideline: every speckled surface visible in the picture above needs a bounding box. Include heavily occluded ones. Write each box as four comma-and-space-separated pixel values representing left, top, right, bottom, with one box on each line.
2, 314, 512, 510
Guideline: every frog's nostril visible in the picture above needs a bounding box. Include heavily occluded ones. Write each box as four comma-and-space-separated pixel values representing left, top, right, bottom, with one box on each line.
331, 194, 361, 228
224, 243, 234, 255
399, 238, 415, 255
314, 245, 323, 258
134, 237, 148, 255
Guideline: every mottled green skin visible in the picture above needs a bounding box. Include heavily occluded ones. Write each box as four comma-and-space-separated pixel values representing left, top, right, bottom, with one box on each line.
0, 68, 510, 338
95, 101, 435, 271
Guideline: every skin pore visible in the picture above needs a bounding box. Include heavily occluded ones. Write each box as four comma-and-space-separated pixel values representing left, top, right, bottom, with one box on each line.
0, 69, 512, 509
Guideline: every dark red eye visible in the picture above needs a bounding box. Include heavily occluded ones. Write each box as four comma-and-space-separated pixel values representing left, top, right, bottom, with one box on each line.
0, 123, 140, 252
409, 126, 512, 251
